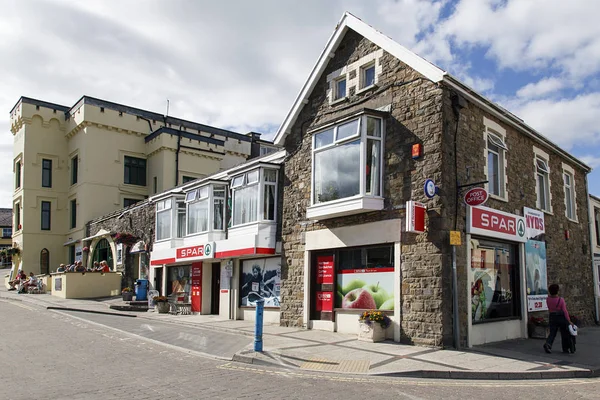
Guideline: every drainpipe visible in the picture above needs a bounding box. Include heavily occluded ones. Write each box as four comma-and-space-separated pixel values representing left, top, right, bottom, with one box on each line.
175, 130, 181, 186
585, 174, 600, 323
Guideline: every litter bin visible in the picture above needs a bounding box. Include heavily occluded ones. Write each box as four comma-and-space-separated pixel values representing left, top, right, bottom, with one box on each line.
135, 279, 148, 301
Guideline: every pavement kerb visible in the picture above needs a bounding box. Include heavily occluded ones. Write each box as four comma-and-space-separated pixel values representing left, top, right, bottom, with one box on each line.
3, 293, 599, 380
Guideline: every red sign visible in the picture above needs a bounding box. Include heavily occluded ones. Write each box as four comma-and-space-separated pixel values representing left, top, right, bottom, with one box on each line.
468, 206, 527, 242
464, 188, 488, 207
191, 262, 202, 313
177, 245, 204, 259
411, 143, 422, 159
316, 255, 334, 284
315, 291, 333, 312
406, 201, 426, 233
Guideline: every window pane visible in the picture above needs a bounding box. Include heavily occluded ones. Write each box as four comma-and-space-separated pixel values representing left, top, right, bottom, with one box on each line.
336, 78, 346, 99
124, 156, 146, 186
264, 169, 277, 183
488, 151, 499, 195
232, 175, 244, 188
366, 117, 381, 137
156, 210, 171, 240
247, 170, 259, 183
71, 156, 78, 185
314, 139, 360, 203
537, 173, 547, 210
336, 119, 359, 141
41, 201, 51, 230
177, 203, 186, 238
185, 190, 197, 202
366, 139, 381, 196
233, 185, 258, 225
214, 198, 224, 230
314, 128, 334, 148
70, 199, 77, 229
199, 186, 209, 198
264, 184, 275, 221
364, 65, 375, 87
213, 186, 226, 197
42, 159, 52, 188
188, 199, 209, 234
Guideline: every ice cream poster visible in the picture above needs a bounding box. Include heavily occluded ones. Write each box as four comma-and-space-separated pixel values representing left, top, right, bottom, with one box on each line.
526, 240, 548, 311
335, 268, 394, 310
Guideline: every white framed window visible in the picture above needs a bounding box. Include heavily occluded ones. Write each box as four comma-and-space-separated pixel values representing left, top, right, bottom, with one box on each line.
231, 167, 279, 226
188, 187, 209, 235
213, 186, 226, 230
533, 147, 552, 213
360, 62, 376, 89
312, 113, 383, 206
333, 76, 347, 101
156, 198, 172, 241
484, 117, 507, 200
562, 163, 577, 221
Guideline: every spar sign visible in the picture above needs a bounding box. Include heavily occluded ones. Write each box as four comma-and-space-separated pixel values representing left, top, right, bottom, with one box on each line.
176, 242, 214, 260
467, 206, 527, 242
464, 187, 488, 207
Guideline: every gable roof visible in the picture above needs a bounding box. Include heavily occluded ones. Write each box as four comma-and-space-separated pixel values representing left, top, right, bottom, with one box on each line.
274, 12, 590, 172
0, 208, 12, 227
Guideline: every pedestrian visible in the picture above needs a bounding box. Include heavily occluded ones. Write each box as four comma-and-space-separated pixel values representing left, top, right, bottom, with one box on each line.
543, 283, 575, 354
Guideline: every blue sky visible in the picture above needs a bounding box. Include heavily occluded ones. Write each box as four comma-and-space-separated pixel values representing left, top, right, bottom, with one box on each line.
0, 0, 598, 206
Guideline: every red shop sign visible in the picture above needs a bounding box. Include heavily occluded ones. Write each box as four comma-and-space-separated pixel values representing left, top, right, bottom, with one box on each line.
316, 255, 334, 284
468, 206, 527, 242
315, 291, 333, 312
177, 245, 204, 259
464, 187, 488, 207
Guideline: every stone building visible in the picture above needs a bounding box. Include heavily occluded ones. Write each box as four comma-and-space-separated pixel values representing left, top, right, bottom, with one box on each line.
273, 13, 594, 347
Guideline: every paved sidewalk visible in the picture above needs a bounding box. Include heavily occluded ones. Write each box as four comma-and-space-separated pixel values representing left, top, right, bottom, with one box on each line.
2, 284, 599, 380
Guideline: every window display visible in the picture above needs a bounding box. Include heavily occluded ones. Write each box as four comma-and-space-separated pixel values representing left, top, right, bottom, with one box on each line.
471, 239, 520, 323
167, 265, 190, 301
241, 258, 281, 307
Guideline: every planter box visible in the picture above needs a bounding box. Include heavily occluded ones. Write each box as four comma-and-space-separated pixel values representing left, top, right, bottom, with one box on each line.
122, 292, 134, 302
528, 324, 549, 339
358, 321, 385, 342
156, 302, 170, 314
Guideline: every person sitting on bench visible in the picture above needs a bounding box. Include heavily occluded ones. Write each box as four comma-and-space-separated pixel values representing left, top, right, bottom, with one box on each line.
8, 270, 26, 290
21, 272, 39, 291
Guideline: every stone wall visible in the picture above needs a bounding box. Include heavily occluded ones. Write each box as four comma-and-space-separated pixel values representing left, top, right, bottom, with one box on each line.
86, 201, 155, 290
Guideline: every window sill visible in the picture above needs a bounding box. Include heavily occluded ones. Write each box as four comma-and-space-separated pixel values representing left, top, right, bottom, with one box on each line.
356, 84, 377, 95
330, 96, 348, 106
566, 217, 579, 224
307, 196, 384, 220
488, 193, 508, 203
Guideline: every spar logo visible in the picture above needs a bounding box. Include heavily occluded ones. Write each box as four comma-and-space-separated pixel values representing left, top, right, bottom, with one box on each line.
470, 206, 527, 242
177, 245, 205, 259
204, 243, 212, 256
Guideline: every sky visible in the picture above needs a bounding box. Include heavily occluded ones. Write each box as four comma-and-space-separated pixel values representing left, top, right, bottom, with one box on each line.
1, 0, 599, 209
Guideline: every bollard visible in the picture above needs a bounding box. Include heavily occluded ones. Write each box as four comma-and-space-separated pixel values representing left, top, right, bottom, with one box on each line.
254, 298, 265, 352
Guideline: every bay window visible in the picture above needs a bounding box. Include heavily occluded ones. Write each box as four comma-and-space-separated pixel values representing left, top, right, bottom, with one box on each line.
231, 167, 279, 226
156, 198, 172, 241
186, 184, 227, 235
312, 113, 383, 206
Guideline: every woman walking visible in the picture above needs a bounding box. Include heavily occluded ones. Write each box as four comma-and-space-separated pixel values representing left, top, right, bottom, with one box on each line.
543, 284, 575, 354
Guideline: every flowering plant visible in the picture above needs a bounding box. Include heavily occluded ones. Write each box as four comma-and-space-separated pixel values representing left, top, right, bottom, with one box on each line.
359, 310, 392, 329
153, 296, 168, 302
529, 316, 549, 327
114, 232, 138, 245
82, 246, 90, 252
122, 287, 133, 293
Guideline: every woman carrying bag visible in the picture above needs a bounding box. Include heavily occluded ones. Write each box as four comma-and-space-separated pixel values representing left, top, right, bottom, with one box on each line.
543, 284, 575, 354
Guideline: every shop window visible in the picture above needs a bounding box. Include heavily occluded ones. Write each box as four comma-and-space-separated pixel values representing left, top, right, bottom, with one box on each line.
311, 113, 383, 209
167, 265, 190, 300
155, 198, 172, 241
562, 164, 577, 221
42, 159, 52, 188
240, 258, 281, 307
124, 155, 146, 186
470, 239, 520, 323
231, 168, 277, 226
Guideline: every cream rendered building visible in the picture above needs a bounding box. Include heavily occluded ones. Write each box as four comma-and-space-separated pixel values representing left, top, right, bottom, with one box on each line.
590, 194, 600, 321
10, 96, 270, 274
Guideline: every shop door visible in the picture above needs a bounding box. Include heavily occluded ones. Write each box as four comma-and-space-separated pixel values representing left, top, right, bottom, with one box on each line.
211, 263, 220, 314
310, 252, 335, 321
153, 267, 162, 294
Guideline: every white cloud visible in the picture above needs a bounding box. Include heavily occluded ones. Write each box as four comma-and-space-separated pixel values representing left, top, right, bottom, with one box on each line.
516, 78, 565, 99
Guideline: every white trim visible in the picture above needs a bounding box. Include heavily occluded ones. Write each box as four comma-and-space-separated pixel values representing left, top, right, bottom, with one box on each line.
533, 146, 552, 213
274, 12, 445, 145
562, 163, 578, 222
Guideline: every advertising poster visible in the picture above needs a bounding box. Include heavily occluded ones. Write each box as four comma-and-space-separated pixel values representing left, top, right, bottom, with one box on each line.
315, 291, 333, 312
335, 267, 394, 310
316, 255, 334, 284
526, 240, 548, 311
168, 265, 190, 299
241, 258, 281, 307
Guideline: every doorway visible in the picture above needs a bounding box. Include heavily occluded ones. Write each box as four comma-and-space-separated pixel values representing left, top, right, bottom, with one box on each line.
153, 267, 163, 295
211, 263, 220, 315
40, 248, 49, 275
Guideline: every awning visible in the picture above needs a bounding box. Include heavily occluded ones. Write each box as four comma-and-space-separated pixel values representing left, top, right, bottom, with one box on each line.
63, 238, 80, 246
81, 228, 114, 242
129, 241, 147, 254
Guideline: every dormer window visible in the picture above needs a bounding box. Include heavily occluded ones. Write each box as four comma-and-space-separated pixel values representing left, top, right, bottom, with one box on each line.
231, 167, 279, 226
